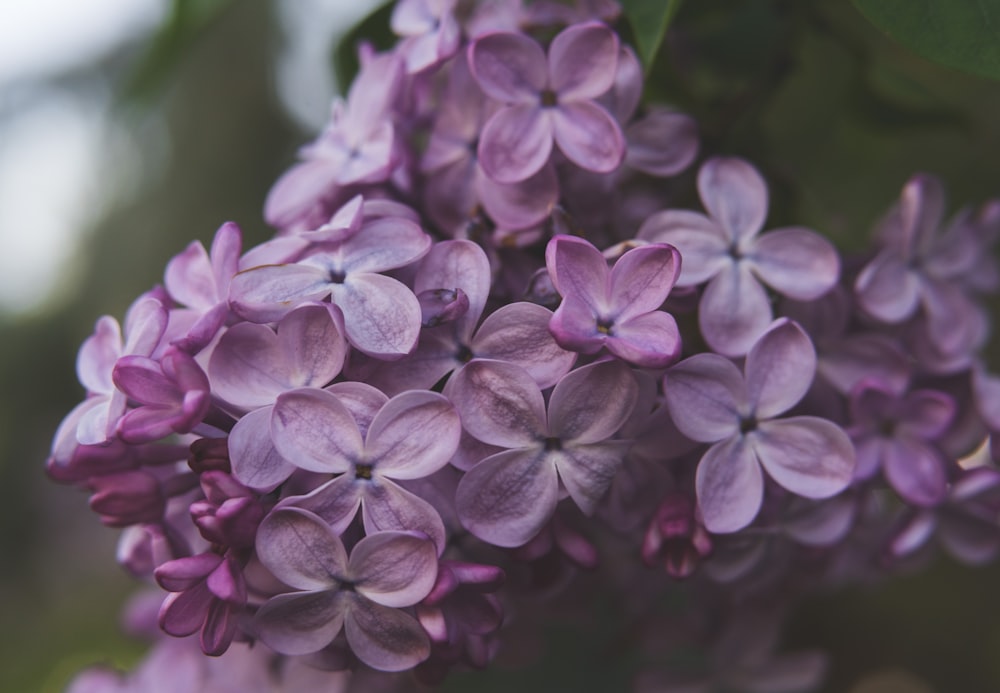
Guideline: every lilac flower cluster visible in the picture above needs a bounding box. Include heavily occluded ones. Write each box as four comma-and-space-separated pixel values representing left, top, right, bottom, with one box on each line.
51, 0, 1000, 690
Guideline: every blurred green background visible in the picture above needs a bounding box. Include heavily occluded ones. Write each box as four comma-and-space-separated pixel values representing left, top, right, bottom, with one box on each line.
2, 1, 1000, 691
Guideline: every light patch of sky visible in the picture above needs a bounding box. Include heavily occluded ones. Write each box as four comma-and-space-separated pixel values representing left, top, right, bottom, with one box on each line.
0, 0, 167, 316
275, 0, 385, 132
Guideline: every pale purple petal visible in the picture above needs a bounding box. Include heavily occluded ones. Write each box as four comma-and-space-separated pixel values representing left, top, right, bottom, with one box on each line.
473, 303, 578, 387
361, 481, 448, 554
745, 318, 816, 420
556, 440, 633, 514
602, 45, 642, 122
751, 417, 855, 498
637, 210, 730, 286
900, 172, 946, 253
548, 359, 638, 443
854, 252, 921, 323
271, 388, 362, 473
478, 162, 558, 230
882, 437, 947, 507
817, 334, 910, 396
548, 294, 607, 354
325, 381, 389, 438
609, 243, 681, 322
551, 101, 625, 173
254, 590, 346, 656
338, 218, 431, 274
478, 104, 552, 183
229, 406, 295, 492
366, 391, 460, 479
664, 354, 745, 442
77, 316, 122, 394
342, 594, 431, 671
456, 448, 558, 547
548, 22, 618, 101
696, 435, 764, 534
468, 31, 546, 102
545, 234, 609, 305
332, 273, 421, 358
605, 310, 682, 368
282, 477, 364, 535
349, 531, 438, 607
359, 330, 461, 397
625, 109, 699, 177
699, 262, 773, 357
255, 507, 347, 590
447, 359, 546, 447
697, 157, 768, 243
264, 160, 342, 231
229, 264, 331, 323
414, 239, 491, 338
165, 240, 215, 310
746, 227, 839, 300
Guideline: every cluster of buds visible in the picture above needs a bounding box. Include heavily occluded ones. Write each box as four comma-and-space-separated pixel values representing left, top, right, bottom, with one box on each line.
53, 1, 1000, 690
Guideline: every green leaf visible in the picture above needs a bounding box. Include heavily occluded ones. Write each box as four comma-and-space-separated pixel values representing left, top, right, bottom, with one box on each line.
853, 0, 1000, 81
619, 0, 684, 67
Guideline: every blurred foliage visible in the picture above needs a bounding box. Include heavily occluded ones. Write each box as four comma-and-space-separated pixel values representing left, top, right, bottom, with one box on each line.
4, 0, 1000, 691
619, 0, 684, 68
855, 0, 1000, 82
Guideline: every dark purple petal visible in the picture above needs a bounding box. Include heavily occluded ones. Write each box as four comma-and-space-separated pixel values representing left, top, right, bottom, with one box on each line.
342, 593, 431, 671
751, 417, 855, 498
155, 553, 222, 592
548, 294, 607, 354
664, 354, 745, 442
697, 157, 768, 243
745, 318, 816, 420
256, 507, 347, 590
882, 437, 947, 507
898, 390, 956, 440
550, 101, 625, 173
548, 22, 618, 100
478, 104, 552, 184
696, 435, 764, 534
455, 448, 558, 547
548, 359, 638, 443
349, 531, 438, 607
608, 243, 681, 322
625, 108, 699, 177
545, 234, 609, 305
159, 584, 211, 637
254, 590, 346, 656
747, 227, 839, 300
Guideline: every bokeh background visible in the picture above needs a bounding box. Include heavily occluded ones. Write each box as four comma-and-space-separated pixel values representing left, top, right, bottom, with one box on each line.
2, 1, 1000, 691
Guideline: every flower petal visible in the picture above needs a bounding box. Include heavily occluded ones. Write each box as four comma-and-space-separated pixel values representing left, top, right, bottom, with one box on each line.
468, 31, 546, 102
332, 273, 421, 359
548, 359, 638, 443
366, 391, 461, 479
605, 310, 682, 368
882, 437, 947, 507
281, 476, 364, 535
699, 262, 773, 357
478, 104, 552, 184
697, 157, 768, 243
746, 227, 839, 300
548, 22, 618, 101
625, 108, 699, 178
350, 531, 438, 607
664, 354, 744, 442
361, 480, 448, 555
551, 101, 625, 174
455, 448, 558, 548
271, 388, 362, 473
637, 210, 730, 286
745, 318, 816, 420
447, 359, 546, 447
339, 217, 431, 275
342, 594, 431, 671
472, 302, 577, 389
229, 263, 331, 324
751, 417, 855, 498
609, 243, 681, 322
854, 251, 920, 323
414, 239, 491, 338
255, 507, 347, 590
229, 406, 296, 492
556, 440, 633, 515
254, 590, 346, 656
695, 435, 764, 534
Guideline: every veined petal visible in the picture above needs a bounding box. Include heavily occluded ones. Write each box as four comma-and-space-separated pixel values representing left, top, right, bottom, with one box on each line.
548, 22, 618, 100
447, 359, 546, 447
332, 273, 421, 359
350, 531, 438, 607
697, 157, 768, 243
745, 318, 816, 420
414, 239, 491, 338
254, 590, 346, 656
229, 263, 331, 324
605, 310, 682, 368
696, 435, 764, 534
545, 234, 609, 306
478, 161, 558, 231
556, 439, 633, 515
699, 263, 773, 357
339, 217, 431, 274
751, 417, 855, 498
473, 303, 576, 390
342, 594, 431, 672
747, 227, 839, 300
255, 508, 347, 591
366, 391, 461, 479
468, 31, 546, 102
229, 406, 295, 492
478, 104, 552, 184
664, 354, 744, 442
361, 480, 448, 554
263, 159, 342, 231
271, 388, 362, 473
609, 243, 681, 321
548, 294, 606, 354
281, 476, 364, 535
637, 210, 730, 286
551, 101, 625, 174
325, 381, 389, 438
548, 360, 638, 443
455, 448, 558, 548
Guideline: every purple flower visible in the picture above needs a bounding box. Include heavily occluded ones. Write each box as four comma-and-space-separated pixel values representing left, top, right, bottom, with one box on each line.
639, 157, 840, 356
469, 22, 625, 183
229, 214, 430, 358
391, 0, 461, 73
450, 358, 638, 547
269, 387, 461, 552
664, 319, 855, 533
546, 234, 682, 368
253, 508, 437, 671
847, 379, 955, 507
